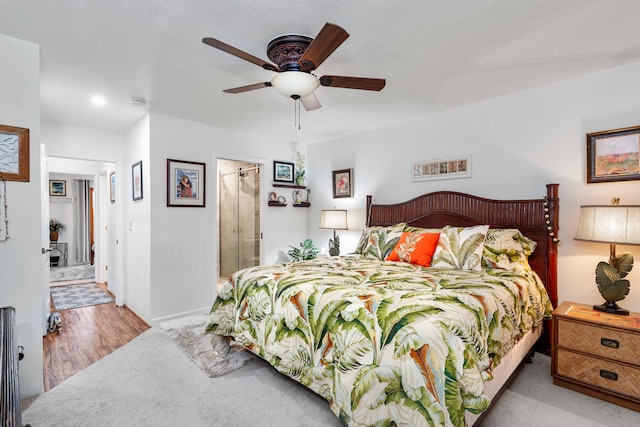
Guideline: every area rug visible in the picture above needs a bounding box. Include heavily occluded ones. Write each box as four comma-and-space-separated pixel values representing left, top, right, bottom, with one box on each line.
50, 283, 113, 310
50, 263, 95, 283
158, 315, 255, 378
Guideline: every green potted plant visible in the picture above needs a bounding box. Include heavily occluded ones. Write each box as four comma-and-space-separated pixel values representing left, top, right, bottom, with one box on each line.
49, 218, 66, 242
287, 239, 319, 262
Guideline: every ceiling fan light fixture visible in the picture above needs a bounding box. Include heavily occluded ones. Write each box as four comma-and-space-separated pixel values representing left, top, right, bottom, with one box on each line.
271, 71, 319, 99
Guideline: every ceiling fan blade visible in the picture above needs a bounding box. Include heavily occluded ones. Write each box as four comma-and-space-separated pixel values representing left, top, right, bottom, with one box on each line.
301, 94, 321, 111
203, 37, 280, 72
223, 82, 272, 94
299, 23, 349, 71
319, 75, 386, 91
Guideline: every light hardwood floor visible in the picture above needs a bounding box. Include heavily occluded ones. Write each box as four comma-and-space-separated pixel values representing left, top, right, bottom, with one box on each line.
44, 283, 149, 391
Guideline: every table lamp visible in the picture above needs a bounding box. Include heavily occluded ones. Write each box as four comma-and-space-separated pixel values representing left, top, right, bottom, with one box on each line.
574, 201, 640, 315
319, 209, 348, 256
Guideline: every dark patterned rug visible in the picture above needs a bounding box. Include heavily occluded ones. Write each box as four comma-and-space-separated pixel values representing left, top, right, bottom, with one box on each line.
50, 283, 113, 310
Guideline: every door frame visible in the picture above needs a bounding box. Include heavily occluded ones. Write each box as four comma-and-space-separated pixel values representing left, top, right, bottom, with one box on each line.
212, 152, 265, 290
44, 157, 122, 305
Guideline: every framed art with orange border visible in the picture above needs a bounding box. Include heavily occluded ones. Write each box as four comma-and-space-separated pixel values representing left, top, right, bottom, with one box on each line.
587, 126, 640, 184
0, 124, 30, 182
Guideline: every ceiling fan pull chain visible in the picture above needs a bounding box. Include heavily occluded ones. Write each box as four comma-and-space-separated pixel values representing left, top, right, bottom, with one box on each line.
293, 97, 301, 130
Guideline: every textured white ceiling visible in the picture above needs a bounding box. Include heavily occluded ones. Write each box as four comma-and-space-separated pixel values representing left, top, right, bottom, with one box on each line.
2, 0, 640, 143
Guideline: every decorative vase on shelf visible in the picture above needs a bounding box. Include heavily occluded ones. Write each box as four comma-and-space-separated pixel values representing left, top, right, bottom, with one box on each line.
295, 170, 306, 186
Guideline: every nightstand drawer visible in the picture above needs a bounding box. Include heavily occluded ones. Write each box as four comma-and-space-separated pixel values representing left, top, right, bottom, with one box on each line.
557, 318, 640, 365
557, 349, 640, 400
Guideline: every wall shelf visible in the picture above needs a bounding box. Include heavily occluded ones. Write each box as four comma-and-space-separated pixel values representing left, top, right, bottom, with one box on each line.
293, 202, 310, 208
273, 183, 306, 189
268, 201, 287, 207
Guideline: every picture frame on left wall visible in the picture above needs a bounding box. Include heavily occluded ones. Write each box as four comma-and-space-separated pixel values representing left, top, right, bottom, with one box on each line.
132, 161, 143, 201
110, 171, 116, 203
0, 124, 30, 182
167, 159, 206, 207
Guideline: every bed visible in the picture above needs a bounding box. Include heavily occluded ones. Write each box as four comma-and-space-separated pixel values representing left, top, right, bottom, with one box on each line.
207, 183, 560, 426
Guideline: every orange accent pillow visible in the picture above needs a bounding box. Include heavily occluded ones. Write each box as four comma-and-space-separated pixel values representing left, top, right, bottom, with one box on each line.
386, 232, 441, 267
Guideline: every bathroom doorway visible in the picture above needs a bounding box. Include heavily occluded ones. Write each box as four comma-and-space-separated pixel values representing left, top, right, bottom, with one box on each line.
217, 158, 262, 279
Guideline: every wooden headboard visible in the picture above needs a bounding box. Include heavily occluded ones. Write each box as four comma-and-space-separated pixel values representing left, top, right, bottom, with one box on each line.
366, 184, 560, 308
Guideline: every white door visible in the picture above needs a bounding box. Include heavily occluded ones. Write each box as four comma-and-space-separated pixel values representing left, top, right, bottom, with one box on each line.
40, 144, 51, 335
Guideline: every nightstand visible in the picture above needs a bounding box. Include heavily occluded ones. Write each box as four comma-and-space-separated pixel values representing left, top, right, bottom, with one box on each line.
552, 301, 640, 412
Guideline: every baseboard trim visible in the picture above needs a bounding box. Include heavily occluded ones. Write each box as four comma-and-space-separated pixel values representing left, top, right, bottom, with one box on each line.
149, 307, 210, 326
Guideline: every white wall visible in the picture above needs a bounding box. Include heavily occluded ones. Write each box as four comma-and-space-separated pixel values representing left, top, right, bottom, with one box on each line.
307, 61, 640, 313
0, 34, 43, 397
148, 113, 308, 323
122, 116, 151, 320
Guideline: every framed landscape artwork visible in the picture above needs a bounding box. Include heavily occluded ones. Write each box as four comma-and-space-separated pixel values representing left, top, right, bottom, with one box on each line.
587, 126, 640, 184
273, 161, 295, 184
167, 159, 206, 207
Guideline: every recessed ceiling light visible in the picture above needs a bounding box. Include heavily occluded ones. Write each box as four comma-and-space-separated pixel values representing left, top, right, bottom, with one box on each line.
91, 95, 106, 106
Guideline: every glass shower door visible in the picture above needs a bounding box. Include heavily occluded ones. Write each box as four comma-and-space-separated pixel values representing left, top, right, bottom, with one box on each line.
218, 159, 261, 279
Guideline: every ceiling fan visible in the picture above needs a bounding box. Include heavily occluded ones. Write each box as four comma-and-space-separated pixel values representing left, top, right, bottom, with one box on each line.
202, 23, 386, 111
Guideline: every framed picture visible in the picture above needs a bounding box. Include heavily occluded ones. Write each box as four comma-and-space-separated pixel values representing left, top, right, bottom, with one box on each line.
167, 159, 206, 207
109, 171, 116, 203
273, 160, 295, 184
132, 161, 143, 201
49, 180, 66, 196
587, 126, 640, 184
411, 155, 471, 182
0, 124, 30, 182
333, 168, 353, 198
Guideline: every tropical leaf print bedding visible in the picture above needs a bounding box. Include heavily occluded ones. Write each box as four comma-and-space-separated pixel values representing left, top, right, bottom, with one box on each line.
206, 256, 552, 427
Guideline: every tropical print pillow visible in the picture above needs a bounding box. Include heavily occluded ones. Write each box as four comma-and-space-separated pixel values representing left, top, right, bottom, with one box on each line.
402, 225, 441, 234
386, 232, 440, 266
483, 228, 537, 271
431, 225, 489, 271
355, 222, 406, 260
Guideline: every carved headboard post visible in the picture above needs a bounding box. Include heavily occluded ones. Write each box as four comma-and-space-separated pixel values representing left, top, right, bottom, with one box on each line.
545, 183, 560, 309
366, 195, 373, 227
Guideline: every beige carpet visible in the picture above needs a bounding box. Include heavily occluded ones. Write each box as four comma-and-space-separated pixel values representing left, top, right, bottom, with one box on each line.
22, 318, 639, 426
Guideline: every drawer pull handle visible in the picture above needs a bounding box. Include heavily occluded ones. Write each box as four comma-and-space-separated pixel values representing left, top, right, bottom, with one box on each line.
600, 370, 618, 381
600, 338, 619, 349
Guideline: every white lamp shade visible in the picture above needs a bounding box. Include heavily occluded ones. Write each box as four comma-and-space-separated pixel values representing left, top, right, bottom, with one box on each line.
319, 210, 348, 230
574, 205, 640, 245
271, 71, 319, 99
